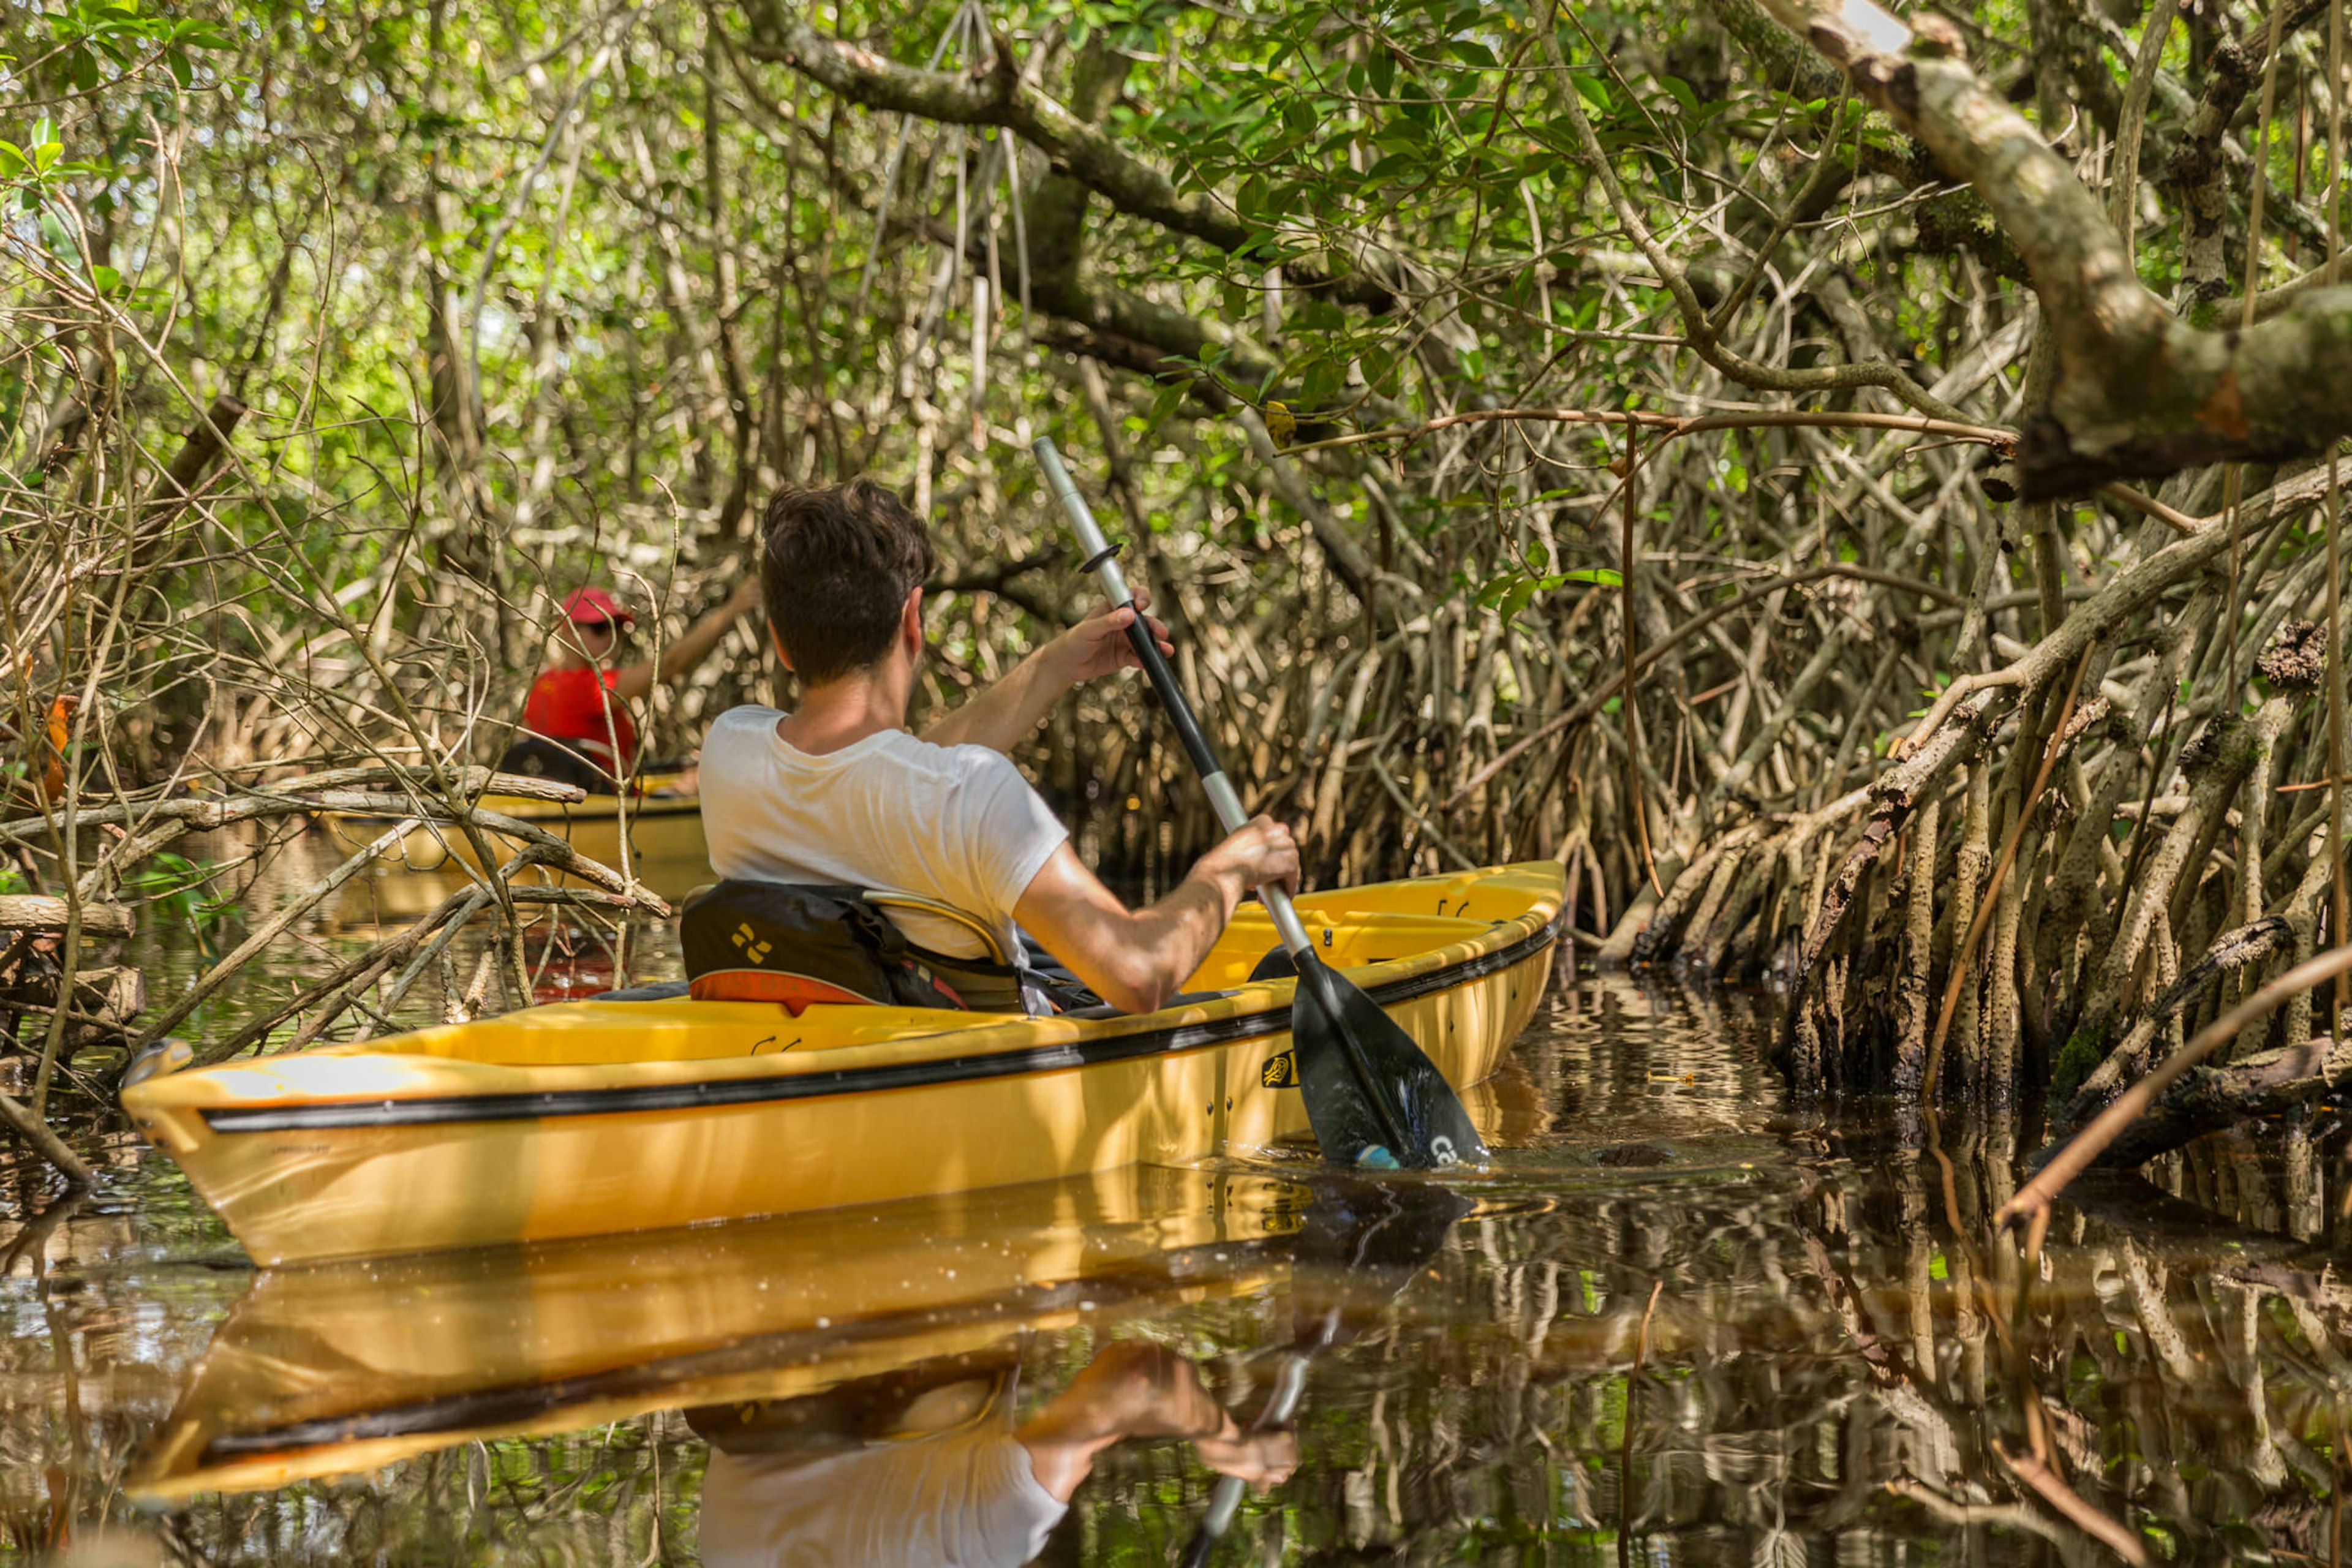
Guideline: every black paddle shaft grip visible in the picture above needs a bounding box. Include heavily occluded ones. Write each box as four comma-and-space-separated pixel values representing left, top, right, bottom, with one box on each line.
1120, 618, 1225, 785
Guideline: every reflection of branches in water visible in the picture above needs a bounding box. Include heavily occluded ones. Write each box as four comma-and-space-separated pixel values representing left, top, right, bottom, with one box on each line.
1118, 1121, 2352, 1562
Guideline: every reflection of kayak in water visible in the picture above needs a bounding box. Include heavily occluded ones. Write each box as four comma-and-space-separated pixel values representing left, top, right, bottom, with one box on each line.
123, 864, 1563, 1265
686, 1177, 1469, 1568
317, 772, 707, 888
127, 1165, 1311, 1501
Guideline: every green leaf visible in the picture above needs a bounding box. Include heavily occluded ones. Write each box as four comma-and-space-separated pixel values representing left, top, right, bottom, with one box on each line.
1140, 382, 1185, 435
0, 141, 24, 179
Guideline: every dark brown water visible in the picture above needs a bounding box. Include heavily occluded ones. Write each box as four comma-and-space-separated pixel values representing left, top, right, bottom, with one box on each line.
2, 830, 2345, 1566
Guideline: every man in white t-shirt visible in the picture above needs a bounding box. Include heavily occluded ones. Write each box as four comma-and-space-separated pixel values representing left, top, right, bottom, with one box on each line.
700, 478, 1298, 1013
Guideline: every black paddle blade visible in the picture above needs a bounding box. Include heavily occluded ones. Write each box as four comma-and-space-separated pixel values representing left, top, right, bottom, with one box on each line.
1289, 954, 1488, 1170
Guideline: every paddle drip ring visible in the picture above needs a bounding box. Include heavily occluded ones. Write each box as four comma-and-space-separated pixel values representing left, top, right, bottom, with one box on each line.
1075, 538, 1125, 576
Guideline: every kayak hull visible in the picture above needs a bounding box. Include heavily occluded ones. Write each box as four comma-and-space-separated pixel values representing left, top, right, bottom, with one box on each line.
126, 863, 1563, 1265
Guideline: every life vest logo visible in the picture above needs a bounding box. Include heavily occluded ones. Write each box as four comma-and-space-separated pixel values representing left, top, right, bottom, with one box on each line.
1261, 1047, 1299, 1088
731, 924, 773, 964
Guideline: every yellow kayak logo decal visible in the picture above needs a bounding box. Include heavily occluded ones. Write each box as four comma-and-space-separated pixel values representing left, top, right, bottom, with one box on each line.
1261, 1047, 1298, 1088
731, 923, 773, 965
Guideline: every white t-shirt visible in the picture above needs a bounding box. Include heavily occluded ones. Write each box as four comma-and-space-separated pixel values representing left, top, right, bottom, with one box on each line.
697, 1428, 1066, 1568
698, 706, 1068, 962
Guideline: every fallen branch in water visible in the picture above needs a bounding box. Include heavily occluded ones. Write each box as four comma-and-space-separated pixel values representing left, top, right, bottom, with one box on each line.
2076, 1035, 2352, 1173
2000, 941, 2352, 1229
0, 765, 584, 850
0, 1087, 93, 1186
187, 853, 665, 1069
0, 898, 135, 937
188, 880, 484, 1068
127, 817, 421, 1053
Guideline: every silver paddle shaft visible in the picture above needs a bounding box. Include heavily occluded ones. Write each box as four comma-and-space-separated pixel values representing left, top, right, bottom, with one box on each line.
1033, 438, 1316, 958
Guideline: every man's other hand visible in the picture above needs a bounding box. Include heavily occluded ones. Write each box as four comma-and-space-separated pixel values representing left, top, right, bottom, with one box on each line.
1054, 589, 1175, 685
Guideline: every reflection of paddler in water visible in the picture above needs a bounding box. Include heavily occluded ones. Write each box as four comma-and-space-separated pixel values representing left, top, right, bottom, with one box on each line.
688, 1343, 1297, 1568
688, 1181, 1469, 1568
503, 578, 763, 794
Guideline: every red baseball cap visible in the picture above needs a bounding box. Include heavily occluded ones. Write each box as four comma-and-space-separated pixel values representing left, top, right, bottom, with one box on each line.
559, 587, 635, 628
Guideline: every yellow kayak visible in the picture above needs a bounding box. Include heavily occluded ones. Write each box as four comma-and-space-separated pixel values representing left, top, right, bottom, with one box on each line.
124, 862, 1563, 1266
130, 1164, 1309, 1499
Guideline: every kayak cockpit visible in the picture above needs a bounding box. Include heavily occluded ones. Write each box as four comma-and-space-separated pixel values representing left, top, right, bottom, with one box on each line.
1177, 906, 1496, 989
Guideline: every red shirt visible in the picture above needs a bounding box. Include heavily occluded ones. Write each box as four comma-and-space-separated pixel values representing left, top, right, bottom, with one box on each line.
523, 666, 637, 773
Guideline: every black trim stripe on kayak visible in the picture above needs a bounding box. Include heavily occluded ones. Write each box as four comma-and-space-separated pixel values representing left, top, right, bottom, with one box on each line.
200, 914, 1562, 1134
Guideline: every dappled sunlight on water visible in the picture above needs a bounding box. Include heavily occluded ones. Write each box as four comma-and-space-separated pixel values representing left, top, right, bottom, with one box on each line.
4, 918, 2349, 1564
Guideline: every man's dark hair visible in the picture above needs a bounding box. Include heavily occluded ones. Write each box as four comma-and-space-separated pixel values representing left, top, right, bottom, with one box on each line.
760, 479, 935, 684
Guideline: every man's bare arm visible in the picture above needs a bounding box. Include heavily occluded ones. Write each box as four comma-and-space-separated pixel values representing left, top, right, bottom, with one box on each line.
919, 643, 1080, 753
1011, 820, 1298, 1014
922, 596, 1170, 753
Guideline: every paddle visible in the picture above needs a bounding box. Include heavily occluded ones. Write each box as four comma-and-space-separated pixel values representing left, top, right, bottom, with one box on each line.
1033, 437, 1487, 1170
1179, 1177, 1471, 1566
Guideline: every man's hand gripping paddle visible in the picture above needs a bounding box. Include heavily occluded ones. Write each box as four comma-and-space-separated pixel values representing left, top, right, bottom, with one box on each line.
1033, 437, 1487, 1171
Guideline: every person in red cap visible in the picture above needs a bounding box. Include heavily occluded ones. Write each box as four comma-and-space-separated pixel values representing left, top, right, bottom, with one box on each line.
510, 578, 763, 790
